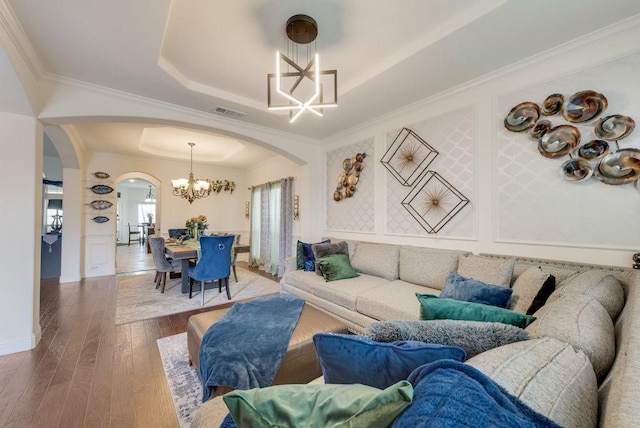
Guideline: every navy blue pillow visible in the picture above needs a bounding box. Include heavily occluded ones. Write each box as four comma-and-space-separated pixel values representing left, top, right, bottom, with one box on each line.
441, 272, 513, 308
313, 333, 465, 390
301, 239, 330, 272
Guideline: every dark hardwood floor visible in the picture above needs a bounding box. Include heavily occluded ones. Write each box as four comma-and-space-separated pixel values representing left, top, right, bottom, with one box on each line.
0, 255, 278, 428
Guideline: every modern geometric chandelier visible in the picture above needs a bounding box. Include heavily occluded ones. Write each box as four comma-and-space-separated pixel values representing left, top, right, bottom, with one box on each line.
267, 14, 337, 123
171, 143, 212, 204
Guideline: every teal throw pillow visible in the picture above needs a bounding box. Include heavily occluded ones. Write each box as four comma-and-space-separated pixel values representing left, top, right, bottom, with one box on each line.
316, 254, 359, 282
440, 272, 513, 308
416, 293, 536, 328
313, 333, 465, 389
223, 381, 413, 428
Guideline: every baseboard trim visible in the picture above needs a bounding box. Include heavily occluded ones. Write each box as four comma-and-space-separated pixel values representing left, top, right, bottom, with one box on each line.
0, 332, 39, 356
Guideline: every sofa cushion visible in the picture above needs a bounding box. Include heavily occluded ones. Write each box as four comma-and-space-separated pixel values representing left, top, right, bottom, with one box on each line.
457, 255, 515, 287
509, 266, 556, 315
311, 241, 349, 275
356, 280, 436, 321
282, 270, 327, 295
350, 243, 400, 281
365, 319, 530, 359
316, 253, 359, 282
313, 273, 389, 311
399, 247, 460, 290
416, 294, 536, 328
546, 270, 624, 320
467, 337, 598, 428
512, 264, 577, 285
440, 272, 513, 308
313, 333, 465, 389
526, 294, 614, 380
222, 381, 413, 428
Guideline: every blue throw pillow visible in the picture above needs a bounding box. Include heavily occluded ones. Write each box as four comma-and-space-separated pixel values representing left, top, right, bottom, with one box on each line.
313, 333, 465, 390
441, 272, 513, 308
301, 239, 330, 271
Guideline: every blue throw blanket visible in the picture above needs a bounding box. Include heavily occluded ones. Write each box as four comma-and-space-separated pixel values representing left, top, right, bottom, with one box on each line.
199, 294, 305, 402
392, 360, 561, 428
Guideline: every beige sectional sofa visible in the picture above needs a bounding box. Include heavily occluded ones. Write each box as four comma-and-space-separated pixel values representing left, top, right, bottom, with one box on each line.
280, 239, 640, 427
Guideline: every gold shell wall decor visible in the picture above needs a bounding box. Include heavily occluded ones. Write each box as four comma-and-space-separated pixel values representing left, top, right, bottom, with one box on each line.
562, 90, 608, 123
594, 115, 635, 141
504, 102, 540, 132
333, 153, 366, 202
504, 89, 638, 186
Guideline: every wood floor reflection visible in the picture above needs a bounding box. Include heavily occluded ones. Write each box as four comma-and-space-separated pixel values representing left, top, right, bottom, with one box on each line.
0, 244, 278, 427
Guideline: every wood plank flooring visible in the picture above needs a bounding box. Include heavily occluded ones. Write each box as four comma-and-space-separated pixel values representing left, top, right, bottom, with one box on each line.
0, 244, 279, 428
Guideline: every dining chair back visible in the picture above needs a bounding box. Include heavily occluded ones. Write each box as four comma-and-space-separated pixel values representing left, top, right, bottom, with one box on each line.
188, 235, 234, 306
128, 223, 141, 245
148, 236, 181, 292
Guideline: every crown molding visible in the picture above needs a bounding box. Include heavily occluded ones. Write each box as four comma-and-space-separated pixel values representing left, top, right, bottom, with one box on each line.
324, 13, 640, 145
0, 0, 44, 79
39, 72, 321, 147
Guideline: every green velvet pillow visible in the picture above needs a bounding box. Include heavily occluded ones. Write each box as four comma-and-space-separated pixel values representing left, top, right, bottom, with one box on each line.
316, 254, 360, 282
296, 240, 304, 270
416, 293, 536, 328
223, 381, 413, 428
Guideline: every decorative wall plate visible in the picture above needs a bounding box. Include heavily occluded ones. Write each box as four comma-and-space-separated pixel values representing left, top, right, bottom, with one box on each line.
594, 149, 640, 185
577, 140, 609, 160
562, 90, 607, 123
381, 128, 438, 186
401, 171, 469, 234
92, 172, 110, 179
541, 93, 564, 116
561, 159, 593, 182
88, 184, 114, 194
92, 216, 110, 223
530, 119, 552, 140
87, 200, 113, 210
538, 125, 581, 158
504, 102, 540, 132
594, 115, 635, 141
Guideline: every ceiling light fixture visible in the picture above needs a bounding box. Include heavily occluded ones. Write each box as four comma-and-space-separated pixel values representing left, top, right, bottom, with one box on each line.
171, 143, 212, 204
145, 185, 156, 203
267, 14, 337, 123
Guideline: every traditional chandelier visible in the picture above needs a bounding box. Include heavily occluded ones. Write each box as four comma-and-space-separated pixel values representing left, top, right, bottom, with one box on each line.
171, 143, 212, 204
145, 185, 156, 203
267, 14, 337, 123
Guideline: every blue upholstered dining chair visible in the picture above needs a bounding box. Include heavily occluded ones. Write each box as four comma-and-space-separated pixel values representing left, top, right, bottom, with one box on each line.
188, 235, 235, 306
148, 236, 181, 293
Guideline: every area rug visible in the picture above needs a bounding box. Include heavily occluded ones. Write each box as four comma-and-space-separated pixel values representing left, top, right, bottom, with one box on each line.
115, 268, 280, 325
157, 332, 229, 427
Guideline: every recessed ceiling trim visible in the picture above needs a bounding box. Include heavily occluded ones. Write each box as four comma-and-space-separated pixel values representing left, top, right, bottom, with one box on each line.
157, 55, 265, 111
0, 0, 45, 78
339, 0, 507, 96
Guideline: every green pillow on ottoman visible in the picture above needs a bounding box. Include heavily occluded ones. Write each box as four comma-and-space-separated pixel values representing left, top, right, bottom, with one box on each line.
222, 381, 413, 428
416, 293, 536, 328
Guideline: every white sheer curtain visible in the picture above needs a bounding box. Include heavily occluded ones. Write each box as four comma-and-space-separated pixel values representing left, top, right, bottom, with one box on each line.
249, 177, 293, 276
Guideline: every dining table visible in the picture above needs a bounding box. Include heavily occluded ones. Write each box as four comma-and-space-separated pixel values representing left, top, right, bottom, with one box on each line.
165, 240, 251, 293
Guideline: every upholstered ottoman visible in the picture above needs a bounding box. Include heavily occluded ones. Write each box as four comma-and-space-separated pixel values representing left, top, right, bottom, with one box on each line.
187, 303, 348, 385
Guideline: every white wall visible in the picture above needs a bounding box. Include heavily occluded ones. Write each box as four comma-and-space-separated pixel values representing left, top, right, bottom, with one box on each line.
322, 20, 640, 268
0, 112, 41, 355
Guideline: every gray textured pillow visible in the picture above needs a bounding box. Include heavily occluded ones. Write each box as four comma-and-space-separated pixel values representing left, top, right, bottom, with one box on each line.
312, 241, 349, 275
546, 270, 624, 320
467, 338, 598, 428
509, 266, 555, 314
457, 255, 515, 287
527, 294, 614, 380
399, 248, 459, 290
365, 319, 529, 359
350, 243, 399, 281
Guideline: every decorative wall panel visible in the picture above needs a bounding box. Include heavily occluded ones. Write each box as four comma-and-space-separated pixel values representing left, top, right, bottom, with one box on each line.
386, 107, 475, 237
496, 52, 640, 248
326, 139, 375, 231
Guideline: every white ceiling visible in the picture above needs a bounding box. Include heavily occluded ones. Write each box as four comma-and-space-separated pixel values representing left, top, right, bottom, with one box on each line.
7, 0, 640, 166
